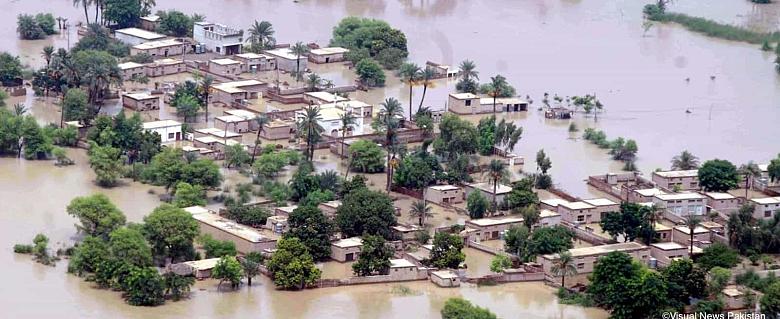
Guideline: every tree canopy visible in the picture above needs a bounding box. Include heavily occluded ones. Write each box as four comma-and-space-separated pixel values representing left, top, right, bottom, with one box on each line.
142, 204, 199, 263
698, 159, 740, 192
67, 194, 127, 239
336, 188, 397, 239
266, 237, 321, 290
428, 233, 465, 269
330, 17, 408, 69
352, 235, 394, 276
285, 205, 335, 261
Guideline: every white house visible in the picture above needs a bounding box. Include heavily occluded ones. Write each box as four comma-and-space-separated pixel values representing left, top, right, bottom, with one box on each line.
142, 120, 182, 143
264, 47, 308, 72
114, 28, 166, 46
193, 22, 243, 55
295, 103, 366, 138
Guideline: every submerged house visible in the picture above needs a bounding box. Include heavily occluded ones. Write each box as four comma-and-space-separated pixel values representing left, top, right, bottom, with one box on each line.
131, 39, 186, 57
114, 28, 165, 46
308, 47, 350, 63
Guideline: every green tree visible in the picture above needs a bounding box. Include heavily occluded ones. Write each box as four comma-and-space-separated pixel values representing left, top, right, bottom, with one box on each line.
224, 143, 250, 169
441, 297, 497, 319
172, 182, 206, 208
373, 98, 404, 190
504, 225, 530, 259
336, 188, 397, 239
398, 62, 421, 120
456, 60, 479, 94
296, 105, 323, 162
684, 214, 701, 257
174, 94, 200, 123
661, 259, 708, 310
266, 237, 321, 290
290, 42, 309, 81
0, 52, 23, 85
17, 14, 45, 40
486, 75, 508, 113
330, 17, 408, 68
68, 236, 109, 275
88, 142, 122, 186
600, 203, 652, 243
109, 227, 153, 267
671, 150, 700, 170
355, 59, 385, 87
767, 153, 780, 183
409, 200, 433, 227
392, 148, 441, 191
199, 234, 237, 258
708, 267, 732, 296
124, 267, 165, 306
103, 0, 142, 28
239, 256, 261, 286
696, 243, 740, 270
286, 205, 334, 261
35, 13, 57, 35
761, 282, 780, 318
432, 113, 478, 160
348, 139, 385, 173
21, 116, 52, 160
62, 88, 91, 125
71, 49, 123, 104
490, 254, 512, 273
156, 10, 197, 37
467, 191, 489, 219
142, 204, 199, 263
416, 66, 436, 112
527, 225, 575, 258
485, 159, 509, 212
352, 235, 394, 276
212, 256, 243, 290
337, 110, 356, 158
162, 272, 195, 301
588, 251, 669, 319
551, 251, 578, 287
428, 233, 465, 269
67, 194, 126, 238
246, 20, 275, 50
698, 159, 740, 192
251, 114, 270, 163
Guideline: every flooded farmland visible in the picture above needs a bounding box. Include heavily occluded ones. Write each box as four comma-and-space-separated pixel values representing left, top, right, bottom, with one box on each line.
1, 0, 779, 318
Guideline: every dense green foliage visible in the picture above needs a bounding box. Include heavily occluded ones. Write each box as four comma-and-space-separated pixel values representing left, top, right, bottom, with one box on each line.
200, 234, 237, 258
142, 204, 199, 263
355, 59, 386, 87
645, 4, 780, 45
141, 148, 222, 191
285, 205, 335, 261
504, 225, 574, 261
67, 194, 127, 239
155, 10, 202, 37
392, 146, 442, 190
428, 233, 465, 269
661, 259, 708, 310
433, 113, 478, 160
440, 297, 497, 319
600, 203, 653, 243
17, 13, 58, 40
348, 139, 385, 173
172, 182, 206, 208
266, 237, 321, 290
352, 235, 394, 276
0, 53, 23, 85
587, 252, 668, 319
466, 191, 489, 219
330, 17, 408, 69
695, 242, 740, 270
336, 188, 397, 239
212, 256, 243, 290
698, 159, 740, 192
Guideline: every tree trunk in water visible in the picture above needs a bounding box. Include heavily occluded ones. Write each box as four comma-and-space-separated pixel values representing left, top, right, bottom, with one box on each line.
493, 96, 497, 114
83, 5, 90, 25
418, 84, 428, 114
561, 274, 565, 288
386, 151, 392, 191
408, 82, 413, 121
493, 180, 498, 215
341, 131, 345, 159
248, 276, 252, 286
690, 233, 694, 257
745, 175, 750, 199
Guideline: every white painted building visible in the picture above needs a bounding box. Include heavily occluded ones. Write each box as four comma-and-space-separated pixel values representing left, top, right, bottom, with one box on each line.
142, 120, 182, 143
114, 28, 166, 46
193, 22, 243, 55
264, 47, 308, 72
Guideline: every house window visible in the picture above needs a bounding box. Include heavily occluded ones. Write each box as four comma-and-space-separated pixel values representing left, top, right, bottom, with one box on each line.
577, 215, 585, 222
576, 263, 584, 269
168, 133, 174, 139
465, 100, 472, 106
766, 211, 772, 218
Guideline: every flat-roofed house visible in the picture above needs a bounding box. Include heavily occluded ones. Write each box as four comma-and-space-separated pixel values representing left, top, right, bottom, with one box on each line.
145, 58, 185, 77
118, 62, 146, 81
465, 217, 524, 241
122, 92, 160, 111
175, 258, 220, 279
540, 198, 570, 212
295, 103, 367, 137
581, 198, 620, 221
388, 259, 419, 280
308, 47, 350, 63
223, 109, 261, 130
193, 22, 243, 55
215, 115, 252, 133
722, 286, 747, 310
392, 224, 423, 241
478, 97, 529, 113
264, 48, 308, 72
672, 226, 711, 247
447, 93, 480, 115
756, 164, 780, 190
265, 215, 288, 234
558, 201, 597, 224
539, 209, 561, 227
427, 185, 463, 205
210, 80, 267, 106
194, 127, 242, 141
652, 170, 699, 191
331, 237, 362, 262
703, 192, 741, 217
131, 39, 185, 57
318, 200, 342, 218
233, 53, 276, 72
653, 193, 706, 221
304, 91, 349, 105
465, 182, 513, 205
751, 197, 780, 219
142, 120, 182, 143
184, 206, 278, 254
209, 58, 243, 77
630, 188, 667, 203
260, 119, 297, 140
139, 15, 161, 31
650, 242, 702, 267
115, 28, 166, 46
274, 205, 297, 217
538, 242, 650, 280
430, 270, 460, 287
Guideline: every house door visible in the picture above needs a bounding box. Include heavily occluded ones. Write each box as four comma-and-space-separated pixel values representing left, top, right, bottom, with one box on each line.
164, 49, 169, 57
513, 104, 519, 112
175, 132, 181, 140
345, 253, 354, 261
491, 231, 499, 239
325, 57, 330, 63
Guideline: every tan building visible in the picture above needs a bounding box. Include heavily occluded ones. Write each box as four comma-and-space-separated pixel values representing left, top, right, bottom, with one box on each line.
654, 223, 672, 242
131, 39, 186, 57
430, 270, 460, 287
388, 259, 419, 279
629, 188, 666, 203
234, 53, 276, 72
308, 47, 350, 63
274, 205, 297, 217
184, 206, 278, 254
672, 226, 712, 247
223, 109, 260, 130
261, 119, 297, 140
426, 185, 463, 205
210, 80, 267, 106
303, 91, 349, 105
215, 115, 252, 133
139, 15, 160, 31
723, 286, 747, 310
540, 198, 570, 212
558, 201, 596, 224
581, 198, 620, 221
176, 258, 220, 279
447, 93, 480, 114
118, 62, 146, 81
209, 58, 243, 77
447, 93, 528, 114
652, 170, 699, 191
263, 47, 308, 72
146, 58, 185, 77
538, 209, 561, 227
115, 28, 166, 46
331, 237, 362, 262
392, 224, 423, 241
318, 200, 342, 218
194, 127, 242, 141
538, 242, 650, 279
653, 193, 706, 221
465, 182, 513, 204
751, 197, 780, 219
649, 242, 702, 267
465, 217, 524, 241
703, 192, 741, 217
122, 92, 160, 111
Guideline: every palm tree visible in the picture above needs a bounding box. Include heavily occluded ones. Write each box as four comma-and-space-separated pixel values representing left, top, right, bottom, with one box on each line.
246, 20, 275, 50
251, 114, 270, 163
410, 200, 433, 226
305, 73, 322, 92
198, 75, 214, 123
290, 42, 309, 83
417, 66, 436, 113
375, 98, 404, 191
739, 161, 762, 199
93, 0, 104, 25
551, 251, 577, 288
73, 0, 91, 25
13, 103, 28, 116
685, 214, 702, 257
488, 75, 507, 114
41, 46, 55, 68
459, 59, 479, 82
297, 105, 324, 161
671, 150, 700, 170
398, 62, 421, 120
486, 159, 509, 213
140, 0, 156, 16
338, 112, 356, 158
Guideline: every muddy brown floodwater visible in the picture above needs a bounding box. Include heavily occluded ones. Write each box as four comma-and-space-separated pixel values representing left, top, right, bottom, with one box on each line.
1, 0, 779, 318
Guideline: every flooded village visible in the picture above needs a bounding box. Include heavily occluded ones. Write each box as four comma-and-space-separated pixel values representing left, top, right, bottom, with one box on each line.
2, 1, 780, 319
